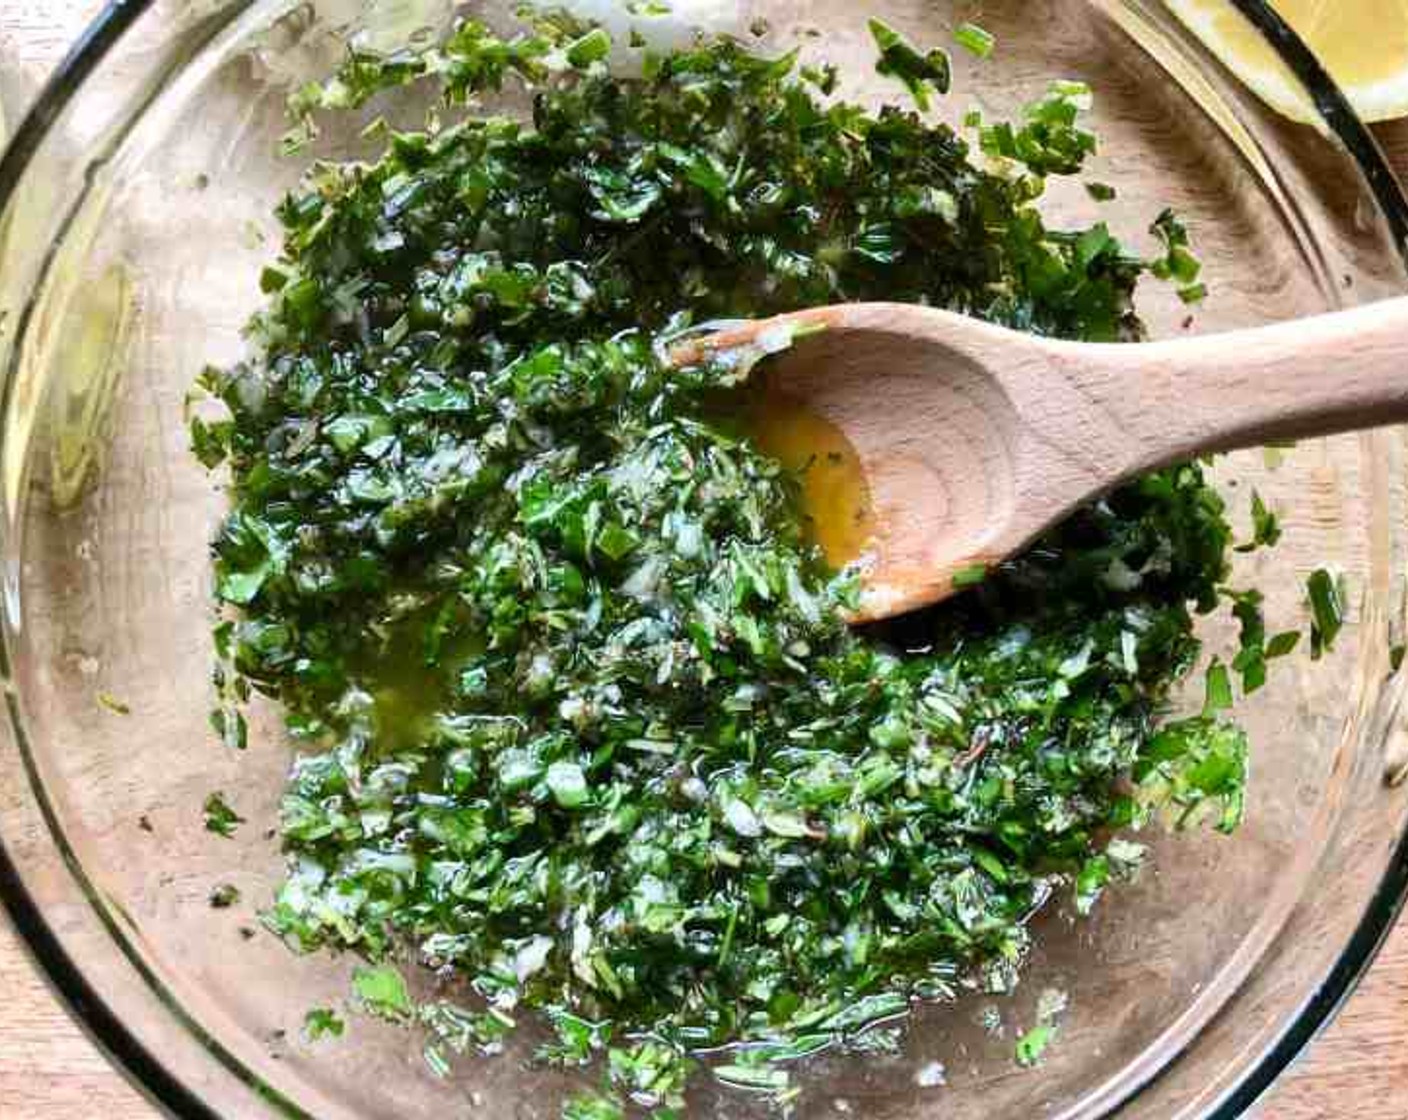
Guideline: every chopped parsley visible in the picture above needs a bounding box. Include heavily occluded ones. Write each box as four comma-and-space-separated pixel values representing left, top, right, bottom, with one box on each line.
194, 15, 1271, 1113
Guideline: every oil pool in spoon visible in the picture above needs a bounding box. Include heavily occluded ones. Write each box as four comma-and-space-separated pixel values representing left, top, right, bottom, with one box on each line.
736, 388, 876, 570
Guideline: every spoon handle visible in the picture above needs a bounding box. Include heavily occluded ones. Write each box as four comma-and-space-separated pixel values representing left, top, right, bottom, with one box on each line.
1058, 296, 1408, 474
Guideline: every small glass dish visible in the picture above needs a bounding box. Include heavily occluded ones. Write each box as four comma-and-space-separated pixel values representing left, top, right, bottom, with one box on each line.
2, 1, 1408, 1117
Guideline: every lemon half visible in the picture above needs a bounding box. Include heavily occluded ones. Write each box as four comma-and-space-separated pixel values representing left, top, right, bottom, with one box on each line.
1165, 0, 1408, 123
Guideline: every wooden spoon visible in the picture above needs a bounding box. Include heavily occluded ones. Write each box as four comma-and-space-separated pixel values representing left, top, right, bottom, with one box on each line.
670, 298, 1408, 623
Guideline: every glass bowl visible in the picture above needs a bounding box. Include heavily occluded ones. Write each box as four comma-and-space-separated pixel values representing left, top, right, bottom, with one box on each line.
2, 1, 1408, 1117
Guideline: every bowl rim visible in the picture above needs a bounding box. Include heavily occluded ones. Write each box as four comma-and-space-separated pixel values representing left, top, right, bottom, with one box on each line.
1, 2, 1407, 1118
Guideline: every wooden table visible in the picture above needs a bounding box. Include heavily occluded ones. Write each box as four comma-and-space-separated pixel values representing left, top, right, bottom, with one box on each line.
2, 7, 1408, 1119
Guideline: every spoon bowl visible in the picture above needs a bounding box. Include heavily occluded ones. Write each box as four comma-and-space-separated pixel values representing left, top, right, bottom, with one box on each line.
677, 297, 1408, 620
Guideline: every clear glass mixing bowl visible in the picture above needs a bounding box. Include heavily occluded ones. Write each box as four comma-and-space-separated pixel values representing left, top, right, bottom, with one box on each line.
3, 1, 1408, 1117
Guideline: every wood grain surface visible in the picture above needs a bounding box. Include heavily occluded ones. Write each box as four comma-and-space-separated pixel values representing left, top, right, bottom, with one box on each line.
2, 6, 1408, 1119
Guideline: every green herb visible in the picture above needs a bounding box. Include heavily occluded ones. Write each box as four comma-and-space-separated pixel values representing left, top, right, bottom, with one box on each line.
209, 703, 248, 751
1085, 182, 1116, 201
1149, 209, 1206, 305
562, 1093, 624, 1120
353, 964, 413, 1020
714, 1063, 791, 1091
209, 883, 241, 908
97, 691, 131, 715
1228, 589, 1268, 694
608, 1040, 693, 1110
1236, 490, 1281, 552
198, 15, 1270, 1113
1307, 568, 1345, 659
189, 414, 233, 469
1074, 854, 1109, 916
566, 28, 612, 68
202, 792, 243, 838
1014, 1024, 1054, 1067
951, 562, 987, 588
304, 1007, 345, 1040
953, 22, 995, 59
422, 1043, 450, 1078
1203, 659, 1233, 714
869, 19, 951, 110
538, 1009, 612, 1065
545, 760, 590, 808
420, 999, 513, 1057
1133, 719, 1247, 834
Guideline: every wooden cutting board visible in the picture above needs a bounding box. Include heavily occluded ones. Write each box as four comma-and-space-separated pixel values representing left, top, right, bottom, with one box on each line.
1, 6, 1406, 1118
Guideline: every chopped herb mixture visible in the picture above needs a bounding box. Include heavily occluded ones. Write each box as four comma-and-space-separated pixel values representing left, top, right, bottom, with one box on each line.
193, 15, 1278, 1110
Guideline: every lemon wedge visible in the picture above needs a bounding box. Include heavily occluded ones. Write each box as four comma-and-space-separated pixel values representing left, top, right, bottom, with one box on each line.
1165, 0, 1408, 123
